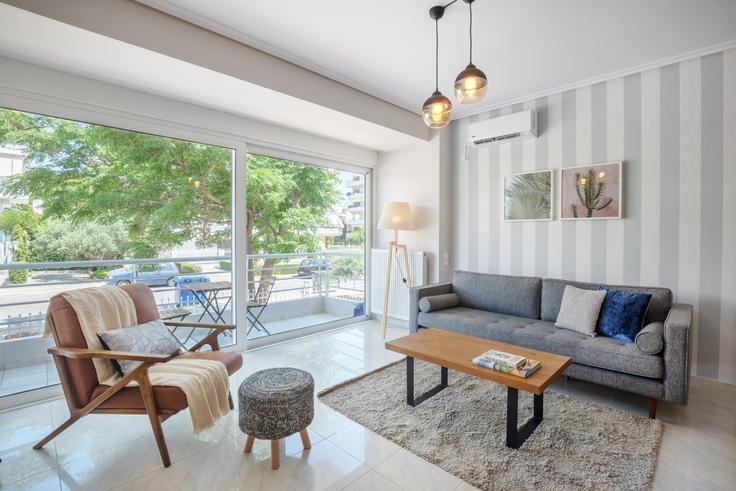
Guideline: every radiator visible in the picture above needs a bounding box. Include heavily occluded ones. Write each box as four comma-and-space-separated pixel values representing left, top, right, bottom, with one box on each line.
370, 249, 427, 321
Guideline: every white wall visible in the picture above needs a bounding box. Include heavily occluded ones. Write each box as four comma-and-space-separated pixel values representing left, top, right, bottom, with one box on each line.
374, 129, 452, 284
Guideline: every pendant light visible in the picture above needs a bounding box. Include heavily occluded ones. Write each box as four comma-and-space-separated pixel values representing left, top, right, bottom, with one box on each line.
422, 6, 452, 129
454, 0, 488, 104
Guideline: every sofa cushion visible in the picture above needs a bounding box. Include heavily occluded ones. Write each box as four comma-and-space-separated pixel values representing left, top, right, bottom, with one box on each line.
635, 322, 665, 355
596, 288, 652, 341
419, 308, 663, 379
452, 271, 542, 319
419, 293, 461, 313
541, 278, 672, 324
554, 285, 606, 336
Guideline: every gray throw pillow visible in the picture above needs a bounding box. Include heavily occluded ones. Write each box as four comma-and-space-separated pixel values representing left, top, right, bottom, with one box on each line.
555, 285, 606, 337
98, 319, 180, 375
635, 322, 664, 354
419, 293, 461, 313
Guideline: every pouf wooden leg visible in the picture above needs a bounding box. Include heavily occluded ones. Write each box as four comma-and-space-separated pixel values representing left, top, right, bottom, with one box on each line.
271, 440, 280, 469
300, 429, 311, 450
244, 435, 254, 453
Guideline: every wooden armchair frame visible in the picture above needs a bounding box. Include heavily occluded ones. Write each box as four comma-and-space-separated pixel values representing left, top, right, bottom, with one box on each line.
35, 316, 237, 468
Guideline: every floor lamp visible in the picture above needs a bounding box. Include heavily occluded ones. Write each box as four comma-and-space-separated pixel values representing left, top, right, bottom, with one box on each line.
377, 201, 415, 338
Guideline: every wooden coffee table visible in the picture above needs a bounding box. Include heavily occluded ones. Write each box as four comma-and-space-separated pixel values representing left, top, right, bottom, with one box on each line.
385, 328, 571, 449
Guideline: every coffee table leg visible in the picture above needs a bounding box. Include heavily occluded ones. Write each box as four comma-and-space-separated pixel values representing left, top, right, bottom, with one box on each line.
406, 356, 449, 407
506, 388, 544, 449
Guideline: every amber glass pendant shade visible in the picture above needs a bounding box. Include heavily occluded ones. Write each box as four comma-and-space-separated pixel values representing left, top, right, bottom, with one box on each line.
454, 64, 488, 104
422, 90, 452, 128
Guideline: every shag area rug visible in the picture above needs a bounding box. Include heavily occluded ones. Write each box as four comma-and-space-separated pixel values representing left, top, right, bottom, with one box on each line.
319, 359, 662, 490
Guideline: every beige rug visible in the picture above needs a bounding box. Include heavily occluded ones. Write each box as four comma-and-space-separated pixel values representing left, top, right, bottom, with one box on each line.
319, 358, 662, 491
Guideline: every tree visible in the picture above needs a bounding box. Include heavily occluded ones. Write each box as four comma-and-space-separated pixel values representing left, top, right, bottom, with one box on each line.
346, 227, 364, 246
0, 108, 231, 256
246, 154, 340, 292
29, 220, 129, 262
330, 256, 364, 284
0, 204, 43, 238
0, 108, 343, 293
8, 225, 29, 284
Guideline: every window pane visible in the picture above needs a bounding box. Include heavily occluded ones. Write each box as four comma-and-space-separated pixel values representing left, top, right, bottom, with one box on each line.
0, 107, 233, 398
245, 154, 365, 340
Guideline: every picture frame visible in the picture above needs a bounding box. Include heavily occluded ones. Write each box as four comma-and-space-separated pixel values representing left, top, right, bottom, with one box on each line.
503, 169, 554, 221
560, 161, 623, 220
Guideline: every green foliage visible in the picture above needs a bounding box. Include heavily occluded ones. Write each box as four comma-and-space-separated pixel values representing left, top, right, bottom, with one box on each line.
218, 260, 232, 271
571, 170, 613, 218
175, 262, 202, 273
90, 268, 114, 280
246, 154, 341, 256
29, 220, 128, 262
0, 108, 231, 255
346, 227, 364, 246
0, 109, 344, 267
8, 225, 29, 284
330, 256, 364, 281
0, 204, 43, 237
504, 172, 551, 220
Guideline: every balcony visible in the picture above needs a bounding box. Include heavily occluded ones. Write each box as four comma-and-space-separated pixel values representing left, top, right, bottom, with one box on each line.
0, 251, 364, 397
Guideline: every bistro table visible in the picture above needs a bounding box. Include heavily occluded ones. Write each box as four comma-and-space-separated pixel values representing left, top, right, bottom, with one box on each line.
178, 281, 232, 346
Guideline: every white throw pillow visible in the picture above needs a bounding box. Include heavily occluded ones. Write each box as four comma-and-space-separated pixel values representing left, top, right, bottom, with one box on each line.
555, 285, 607, 336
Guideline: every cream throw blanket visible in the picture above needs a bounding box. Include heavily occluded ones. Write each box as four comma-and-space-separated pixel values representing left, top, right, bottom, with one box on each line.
45, 286, 230, 433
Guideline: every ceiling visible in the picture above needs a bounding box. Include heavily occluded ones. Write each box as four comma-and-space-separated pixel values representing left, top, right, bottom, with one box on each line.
141, 0, 736, 119
0, 2, 424, 153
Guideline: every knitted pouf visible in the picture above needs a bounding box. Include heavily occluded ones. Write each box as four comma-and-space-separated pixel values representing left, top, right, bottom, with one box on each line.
238, 368, 315, 441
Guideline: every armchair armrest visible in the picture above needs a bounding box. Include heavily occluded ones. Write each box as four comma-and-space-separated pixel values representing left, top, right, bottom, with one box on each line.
409, 282, 453, 333
48, 346, 172, 364
163, 320, 236, 331
663, 303, 692, 405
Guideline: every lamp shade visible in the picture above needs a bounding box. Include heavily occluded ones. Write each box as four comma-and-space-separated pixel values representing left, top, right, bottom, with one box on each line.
377, 202, 415, 230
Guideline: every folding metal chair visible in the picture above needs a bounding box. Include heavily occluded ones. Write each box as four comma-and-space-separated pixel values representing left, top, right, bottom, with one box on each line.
246, 278, 274, 336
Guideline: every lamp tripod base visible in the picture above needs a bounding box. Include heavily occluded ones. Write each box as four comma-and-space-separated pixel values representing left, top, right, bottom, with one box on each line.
381, 237, 413, 338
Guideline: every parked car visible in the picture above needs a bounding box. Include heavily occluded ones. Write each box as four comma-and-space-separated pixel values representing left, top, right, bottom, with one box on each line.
297, 258, 328, 277
106, 262, 179, 286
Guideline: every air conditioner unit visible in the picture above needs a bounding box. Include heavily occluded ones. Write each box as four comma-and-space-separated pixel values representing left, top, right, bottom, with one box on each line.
468, 109, 537, 145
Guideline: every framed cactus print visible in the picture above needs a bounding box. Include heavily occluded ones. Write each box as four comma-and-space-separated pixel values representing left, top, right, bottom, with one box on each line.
503, 169, 553, 221
560, 161, 622, 219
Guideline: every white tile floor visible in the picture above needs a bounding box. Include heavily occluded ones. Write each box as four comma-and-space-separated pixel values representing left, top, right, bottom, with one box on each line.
0, 320, 734, 491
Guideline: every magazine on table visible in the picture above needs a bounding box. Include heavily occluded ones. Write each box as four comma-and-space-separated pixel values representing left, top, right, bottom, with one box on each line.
472, 353, 542, 378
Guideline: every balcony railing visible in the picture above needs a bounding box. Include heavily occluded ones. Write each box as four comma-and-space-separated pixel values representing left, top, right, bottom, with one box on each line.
0, 251, 365, 343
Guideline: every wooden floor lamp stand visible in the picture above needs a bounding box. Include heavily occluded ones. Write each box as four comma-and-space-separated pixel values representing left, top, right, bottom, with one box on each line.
381, 230, 413, 338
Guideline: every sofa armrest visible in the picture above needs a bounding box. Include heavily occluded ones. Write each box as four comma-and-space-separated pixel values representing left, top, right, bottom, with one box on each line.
663, 303, 692, 405
409, 282, 453, 333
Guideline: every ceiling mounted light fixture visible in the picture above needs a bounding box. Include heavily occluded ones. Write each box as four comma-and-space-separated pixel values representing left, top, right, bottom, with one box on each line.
454, 0, 488, 104
422, 5, 452, 129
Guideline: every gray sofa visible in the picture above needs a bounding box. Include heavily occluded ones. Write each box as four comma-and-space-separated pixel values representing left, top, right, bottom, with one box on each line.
410, 271, 692, 411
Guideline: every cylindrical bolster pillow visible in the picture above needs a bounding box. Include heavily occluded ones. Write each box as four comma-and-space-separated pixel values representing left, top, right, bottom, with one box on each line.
418, 293, 460, 313
635, 321, 664, 354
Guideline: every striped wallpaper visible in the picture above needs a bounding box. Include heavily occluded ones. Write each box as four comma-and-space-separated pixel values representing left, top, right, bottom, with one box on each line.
450, 48, 736, 383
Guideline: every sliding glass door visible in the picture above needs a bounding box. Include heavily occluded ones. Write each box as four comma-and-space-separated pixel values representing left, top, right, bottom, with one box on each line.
0, 106, 235, 400
244, 153, 367, 342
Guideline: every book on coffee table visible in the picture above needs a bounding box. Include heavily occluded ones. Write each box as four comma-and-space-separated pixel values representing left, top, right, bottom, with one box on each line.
476, 349, 527, 368
472, 355, 542, 378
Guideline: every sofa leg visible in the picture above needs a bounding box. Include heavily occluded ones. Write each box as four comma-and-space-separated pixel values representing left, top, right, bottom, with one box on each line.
648, 398, 657, 419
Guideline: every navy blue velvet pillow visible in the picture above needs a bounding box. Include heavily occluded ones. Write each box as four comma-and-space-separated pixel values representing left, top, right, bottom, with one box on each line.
596, 288, 652, 342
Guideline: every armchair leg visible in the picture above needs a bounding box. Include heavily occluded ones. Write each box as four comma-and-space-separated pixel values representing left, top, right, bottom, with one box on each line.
33, 416, 78, 449
648, 398, 657, 419
228, 392, 234, 410
139, 376, 171, 467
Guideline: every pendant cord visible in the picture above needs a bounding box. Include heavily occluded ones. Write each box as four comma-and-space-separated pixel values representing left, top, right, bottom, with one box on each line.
469, 2, 473, 64
435, 19, 439, 91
